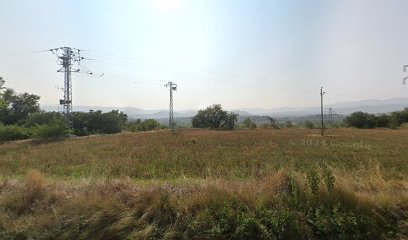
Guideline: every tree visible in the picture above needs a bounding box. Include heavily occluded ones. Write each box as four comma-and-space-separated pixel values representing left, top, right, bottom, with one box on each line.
0, 124, 31, 142
344, 112, 377, 129
389, 108, 408, 128
243, 117, 256, 129
192, 104, 238, 130
0, 76, 5, 92
25, 111, 65, 127
221, 112, 238, 130
102, 110, 128, 133
265, 116, 279, 129
32, 117, 70, 140
305, 121, 314, 129
71, 110, 128, 135
376, 114, 390, 128
0, 86, 40, 125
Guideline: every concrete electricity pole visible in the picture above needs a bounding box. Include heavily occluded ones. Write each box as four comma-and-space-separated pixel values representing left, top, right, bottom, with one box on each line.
165, 81, 177, 129
320, 87, 326, 136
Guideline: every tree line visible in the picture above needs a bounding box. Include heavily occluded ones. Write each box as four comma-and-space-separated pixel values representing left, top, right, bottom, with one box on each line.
344, 109, 408, 129
0, 77, 162, 142
1, 75, 407, 143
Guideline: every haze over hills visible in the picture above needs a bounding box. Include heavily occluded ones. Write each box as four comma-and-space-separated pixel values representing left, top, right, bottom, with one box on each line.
42, 97, 408, 119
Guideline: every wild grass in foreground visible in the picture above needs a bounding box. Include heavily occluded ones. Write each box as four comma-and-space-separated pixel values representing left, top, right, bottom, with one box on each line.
0, 129, 407, 180
0, 169, 406, 239
0, 129, 407, 239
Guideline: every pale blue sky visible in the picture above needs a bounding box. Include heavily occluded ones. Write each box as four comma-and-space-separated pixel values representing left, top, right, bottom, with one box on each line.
1, 0, 408, 110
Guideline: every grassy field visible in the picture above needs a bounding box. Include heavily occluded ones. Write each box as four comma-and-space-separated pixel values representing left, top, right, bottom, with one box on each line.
0, 128, 407, 239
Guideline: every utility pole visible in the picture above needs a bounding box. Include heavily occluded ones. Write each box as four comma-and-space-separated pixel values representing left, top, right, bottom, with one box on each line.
165, 81, 177, 129
51, 47, 81, 116
320, 87, 325, 136
403, 65, 408, 85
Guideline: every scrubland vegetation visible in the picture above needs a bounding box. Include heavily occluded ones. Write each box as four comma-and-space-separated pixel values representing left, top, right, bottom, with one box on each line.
0, 129, 407, 239
1, 78, 407, 238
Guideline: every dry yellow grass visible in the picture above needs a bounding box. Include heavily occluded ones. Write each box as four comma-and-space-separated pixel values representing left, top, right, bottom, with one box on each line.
0, 128, 407, 239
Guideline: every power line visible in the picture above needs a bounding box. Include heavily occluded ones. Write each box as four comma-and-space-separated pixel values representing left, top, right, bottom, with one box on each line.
0, 49, 50, 59
83, 51, 301, 89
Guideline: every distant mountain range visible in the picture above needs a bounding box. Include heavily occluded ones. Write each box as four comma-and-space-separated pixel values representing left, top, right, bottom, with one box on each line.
42, 97, 408, 119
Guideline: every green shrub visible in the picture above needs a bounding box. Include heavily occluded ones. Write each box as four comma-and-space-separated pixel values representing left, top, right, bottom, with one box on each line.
0, 124, 31, 142
322, 168, 335, 193
306, 203, 381, 239
305, 121, 314, 129
32, 118, 70, 140
242, 117, 256, 129
138, 119, 161, 131
126, 119, 161, 132
306, 169, 320, 195
24, 111, 64, 127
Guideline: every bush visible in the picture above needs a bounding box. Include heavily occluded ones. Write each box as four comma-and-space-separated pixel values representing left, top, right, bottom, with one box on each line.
127, 119, 160, 132
305, 121, 314, 129
242, 117, 256, 129
24, 111, 64, 127
71, 110, 128, 135
0, 124, 31, 142
32, 117, 70, 140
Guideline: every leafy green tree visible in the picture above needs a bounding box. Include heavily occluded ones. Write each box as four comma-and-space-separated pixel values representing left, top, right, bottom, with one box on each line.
221, 112, 238, 130
242, 117, 256, 129
376, 114, 390, 128
71, 112, 90, 136
0, 84, 40, 125
71, 110, 128, 135
192, 104, 238, 130
389, 108, 408, 128
344, 111, 377, 129
0, 76, 5, 92
101, 110, 128, 133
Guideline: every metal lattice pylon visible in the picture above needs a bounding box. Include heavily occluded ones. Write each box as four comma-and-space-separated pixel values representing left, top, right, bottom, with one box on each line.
165, 81, 177, 129
51, 47, 81, 115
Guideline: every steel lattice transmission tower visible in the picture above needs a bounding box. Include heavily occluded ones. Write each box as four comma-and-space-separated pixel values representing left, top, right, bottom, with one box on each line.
328, 107, 333, 124
165, 81, 177, 129
51, 47, 82, 115
403, 65, 408, 85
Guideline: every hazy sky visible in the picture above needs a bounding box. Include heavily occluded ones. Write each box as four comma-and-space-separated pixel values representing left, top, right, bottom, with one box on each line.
1, 0, 408, 110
